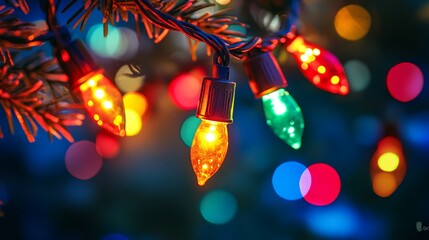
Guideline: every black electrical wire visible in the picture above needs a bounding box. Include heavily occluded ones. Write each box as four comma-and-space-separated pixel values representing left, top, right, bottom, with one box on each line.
135, 0, 230, 66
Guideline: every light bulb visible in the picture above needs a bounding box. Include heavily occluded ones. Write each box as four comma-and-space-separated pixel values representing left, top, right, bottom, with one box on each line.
51, 33, 126, 137
262, 88, 304, 149
78, 70, 126, 136
287, 36, 349, 95
242, 52, 304, 149
190, 120, 229, 186
370, 136, 406, 197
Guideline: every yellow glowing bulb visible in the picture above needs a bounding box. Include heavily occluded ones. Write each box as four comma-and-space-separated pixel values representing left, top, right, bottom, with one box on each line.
103, 100, 113, 109
318, 65, 326, 74
125, 109, 142, 136
78, 71, 126, 136
94, 89, 106, 99
216, 0, 231, 4
377, 152, 400, 172
190, 120, 229, 186
331, 75, 340, 84
300, 55, 309, 63
313, 48, 321, 56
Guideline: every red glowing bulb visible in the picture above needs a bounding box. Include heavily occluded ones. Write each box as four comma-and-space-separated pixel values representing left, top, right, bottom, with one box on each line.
78, 71, 126, 137
52, 37, 126, 137
287, 36, 349, 95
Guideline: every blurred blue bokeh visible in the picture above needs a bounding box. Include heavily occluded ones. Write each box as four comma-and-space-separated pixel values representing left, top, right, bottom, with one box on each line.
1, 0, 429, 239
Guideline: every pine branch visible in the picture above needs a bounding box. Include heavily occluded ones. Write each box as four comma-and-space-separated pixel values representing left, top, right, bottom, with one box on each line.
62, 0, 248, 54
5, 0, 29, 14
0, 53, 85, 142
0, 5, 46, 65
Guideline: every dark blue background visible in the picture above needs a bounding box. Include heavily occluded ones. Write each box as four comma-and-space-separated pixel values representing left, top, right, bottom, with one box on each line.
1, 0, 429, 239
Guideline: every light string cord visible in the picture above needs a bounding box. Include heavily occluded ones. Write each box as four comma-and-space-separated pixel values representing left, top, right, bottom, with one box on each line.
135, 0, 230, 66
228, 18, 298, 58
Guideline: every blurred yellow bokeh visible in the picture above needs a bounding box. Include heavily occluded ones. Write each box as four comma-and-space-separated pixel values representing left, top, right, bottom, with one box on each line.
125, 109, 142, 136
334, 5, 371, 41
216, 0, 231, 5
377, 152, 400, 172
123, 92, 148, 116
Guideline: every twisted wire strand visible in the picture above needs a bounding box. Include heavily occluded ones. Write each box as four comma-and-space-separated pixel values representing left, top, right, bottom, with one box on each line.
135, 0, 230, 66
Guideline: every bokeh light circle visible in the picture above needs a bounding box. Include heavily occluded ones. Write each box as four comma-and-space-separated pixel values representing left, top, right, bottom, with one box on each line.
115, 65, 144, 92
65, 141, 103, 180
123, 92, 148, 116
306, 204, 359, 238
87, 24, 124, 58
87, 25, 138, 60
299, 168, 312, 197
377, 152, 399, 172
125, 109, 142, 136
272, 161, 307, 200
118, 27, 139, 60
300, 163, 341, 206
402, 112, 429, 149
95, 131, 120, 159
200, 190, 237, 224
334, 5, 371, 41
216, 0, 231, 4
386, 62, 424, 102
344, 60, 371, 92
180, 115, 201, 147
168, 73, 202, 110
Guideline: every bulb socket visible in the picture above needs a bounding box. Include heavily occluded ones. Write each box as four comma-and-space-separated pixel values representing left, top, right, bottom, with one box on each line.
53, 38, 100, 89
196, 77, 236, 123
243, 51, 287, 98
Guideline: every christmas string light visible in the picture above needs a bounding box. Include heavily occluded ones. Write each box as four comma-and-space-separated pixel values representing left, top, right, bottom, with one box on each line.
191, 120, 229, 186
1, 0, 351, 186
134, 0, 237, 185
45, 1, 126, 137
52, 36, 126, 136
262, 89, 304, 149
286, 36, 349, 95
191, 64, 235, 186
243, 51, 304, 149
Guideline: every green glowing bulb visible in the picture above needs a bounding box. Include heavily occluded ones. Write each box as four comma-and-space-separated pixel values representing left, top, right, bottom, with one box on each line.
262, 89, 304, 149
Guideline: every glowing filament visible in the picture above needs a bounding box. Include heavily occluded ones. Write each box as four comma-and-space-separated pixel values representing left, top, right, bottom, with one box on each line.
103, 101, 113, 109
378, 152, 400, 172
331, 76, 340, 84
78, 72, 126, 136
94, 89, 106, 99
190, 120, 229, 186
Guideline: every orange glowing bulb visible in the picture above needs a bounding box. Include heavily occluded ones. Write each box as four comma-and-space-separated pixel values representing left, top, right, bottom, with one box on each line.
190, 120, 229, 186
78, 71, 126, 136
370, 136, 406, 198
